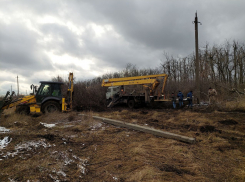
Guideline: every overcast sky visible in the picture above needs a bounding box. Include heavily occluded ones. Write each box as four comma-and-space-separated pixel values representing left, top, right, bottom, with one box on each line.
0, 0, 245, 95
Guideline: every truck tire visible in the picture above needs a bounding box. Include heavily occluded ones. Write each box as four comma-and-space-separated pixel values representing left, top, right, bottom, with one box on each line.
42, 101, 61, 113
16, 105, 30, 115
127, 99, 135, 109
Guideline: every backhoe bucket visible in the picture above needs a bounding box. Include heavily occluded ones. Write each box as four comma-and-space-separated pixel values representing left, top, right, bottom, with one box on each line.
0, 91, 10, 112
0, 91, 15, 113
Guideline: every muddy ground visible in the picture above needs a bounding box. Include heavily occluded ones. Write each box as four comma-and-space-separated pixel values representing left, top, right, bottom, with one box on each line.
0, 106, 245, 181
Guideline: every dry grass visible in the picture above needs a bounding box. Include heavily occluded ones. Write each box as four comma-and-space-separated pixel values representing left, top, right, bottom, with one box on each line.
0, 105, 245, 181
128, 166, 158, 181
224, 97, 245, 111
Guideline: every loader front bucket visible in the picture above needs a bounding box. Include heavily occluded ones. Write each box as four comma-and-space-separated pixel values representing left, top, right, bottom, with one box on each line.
0, 91, 15, 113
0, 91, 10, 112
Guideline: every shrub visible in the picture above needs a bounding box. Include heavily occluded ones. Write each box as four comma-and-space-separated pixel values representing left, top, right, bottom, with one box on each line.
73, 82, 107, 111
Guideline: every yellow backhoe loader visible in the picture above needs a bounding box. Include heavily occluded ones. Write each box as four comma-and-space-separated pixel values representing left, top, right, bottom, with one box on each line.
0, 73, 74, 114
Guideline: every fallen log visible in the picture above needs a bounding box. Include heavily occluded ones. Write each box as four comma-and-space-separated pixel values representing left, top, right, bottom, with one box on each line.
80, 114, 195, 144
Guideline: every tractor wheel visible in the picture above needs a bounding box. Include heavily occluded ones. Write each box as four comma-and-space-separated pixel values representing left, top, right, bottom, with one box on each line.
127, 99, 135, 109
16, 106, 30, 115
42, 101, 61, 113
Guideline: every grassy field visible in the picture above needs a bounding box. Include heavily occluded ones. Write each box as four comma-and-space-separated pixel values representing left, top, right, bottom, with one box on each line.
0, 106, 245, 181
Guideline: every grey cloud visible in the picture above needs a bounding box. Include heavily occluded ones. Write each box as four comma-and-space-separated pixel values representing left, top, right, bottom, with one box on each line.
40, 23, 84, 56
1, 0, 60, 17
1, 0, 245, 95
0, 22, 54, 75
83, 1, 195, 53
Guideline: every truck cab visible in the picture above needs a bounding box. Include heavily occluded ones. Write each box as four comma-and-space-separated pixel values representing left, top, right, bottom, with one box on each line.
106, 86, 120, 100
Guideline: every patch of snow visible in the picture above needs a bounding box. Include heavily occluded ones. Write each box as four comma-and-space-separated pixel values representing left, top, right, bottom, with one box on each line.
8, 178, 17, 182
0, 136, 12, 149
57, 170, 66, 177
15, 139, 52, 151
113, 176, 118, 181
110, 174, 118, 181
49, 168, 67, 181
40, 122, 56, 128
64, 157, 74, 165
90, 122, 102, 130
199, 102, 209, 106
49, 174, 59, 181
72, 155, 89, 174
52, 151, 58, 154
78, 164, 86, 174
70, 135, 78, 138
51, 151, 89, 177
1, 139, 52, 160
0, 126, 10, 133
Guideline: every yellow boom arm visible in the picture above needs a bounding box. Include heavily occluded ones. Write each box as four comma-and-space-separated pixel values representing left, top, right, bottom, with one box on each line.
102, 74, 168, 95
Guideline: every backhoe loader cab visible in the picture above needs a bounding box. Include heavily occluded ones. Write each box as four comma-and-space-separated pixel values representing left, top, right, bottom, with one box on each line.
34, 81, 64, 113
36, 82, 63, 103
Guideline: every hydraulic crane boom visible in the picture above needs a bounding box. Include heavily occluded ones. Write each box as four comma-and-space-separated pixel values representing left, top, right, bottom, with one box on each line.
101, 74, 168, 108
102, 74, 168, 96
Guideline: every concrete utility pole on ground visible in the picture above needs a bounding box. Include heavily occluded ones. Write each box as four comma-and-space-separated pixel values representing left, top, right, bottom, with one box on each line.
81, 114, 196, 144
193, 11, 201, 104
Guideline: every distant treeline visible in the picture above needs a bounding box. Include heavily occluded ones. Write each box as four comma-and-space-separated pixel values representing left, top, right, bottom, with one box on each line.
162, 41, 245, 96
53, 40, 245, 110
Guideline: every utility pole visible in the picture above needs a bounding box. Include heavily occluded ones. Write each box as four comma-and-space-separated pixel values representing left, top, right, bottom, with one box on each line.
11, 85, 12, 93
17, 75, 19, 96
193, 11, 201, 104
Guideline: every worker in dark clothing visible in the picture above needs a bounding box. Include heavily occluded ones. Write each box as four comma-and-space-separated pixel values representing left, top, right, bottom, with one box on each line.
177, 91, 184, 108
187, 91, 193, 108
171, 92, 176, 109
